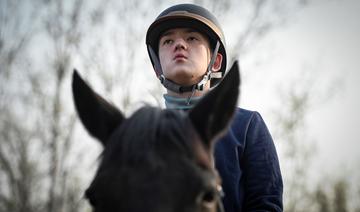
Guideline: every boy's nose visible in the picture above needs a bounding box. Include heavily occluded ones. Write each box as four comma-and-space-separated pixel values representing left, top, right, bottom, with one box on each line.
174, 38, 187, 50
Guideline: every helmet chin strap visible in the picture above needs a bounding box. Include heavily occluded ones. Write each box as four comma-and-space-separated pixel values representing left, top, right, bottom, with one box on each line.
148, 41, 221, 94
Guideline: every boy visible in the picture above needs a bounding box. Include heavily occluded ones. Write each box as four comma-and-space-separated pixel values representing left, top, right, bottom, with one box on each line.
146, 4, 283, 212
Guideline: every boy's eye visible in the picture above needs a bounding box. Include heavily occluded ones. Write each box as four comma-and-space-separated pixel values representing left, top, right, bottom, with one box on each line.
163, 39, 173, 45
187, 36, 198, 41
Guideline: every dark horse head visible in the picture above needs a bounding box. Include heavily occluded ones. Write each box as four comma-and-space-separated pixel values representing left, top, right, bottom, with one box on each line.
72, 62, 240, 212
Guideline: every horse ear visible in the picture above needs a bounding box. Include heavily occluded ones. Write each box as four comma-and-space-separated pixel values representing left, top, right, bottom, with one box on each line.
72, 70, 124, 146
188, 61, 240, 148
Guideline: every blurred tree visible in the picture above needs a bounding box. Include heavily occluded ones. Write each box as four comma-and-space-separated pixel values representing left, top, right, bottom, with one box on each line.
271, 54, 356, 212
0, 0, 45, 211
0, 0, 100, 211
315, 185, 331, 212
333, 179, 349, 212
356, 185, 360, 212
42, 0, 84, 211
273, 78, 316, 211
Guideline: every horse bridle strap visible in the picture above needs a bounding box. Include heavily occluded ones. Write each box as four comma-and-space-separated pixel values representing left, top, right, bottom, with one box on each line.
217, 200, 225, 212
216, 184, 225, 212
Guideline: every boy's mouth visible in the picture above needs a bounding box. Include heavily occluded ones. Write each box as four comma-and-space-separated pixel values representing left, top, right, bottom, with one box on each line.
174, 53, 187, 60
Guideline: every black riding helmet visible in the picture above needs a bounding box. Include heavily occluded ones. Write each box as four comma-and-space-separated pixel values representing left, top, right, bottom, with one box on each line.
146, 4, 227, 91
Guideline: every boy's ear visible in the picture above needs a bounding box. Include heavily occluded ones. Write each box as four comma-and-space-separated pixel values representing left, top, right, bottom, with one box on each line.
189, 61, 240, 148
211, 53, 223, 72
72, 70, 124, 146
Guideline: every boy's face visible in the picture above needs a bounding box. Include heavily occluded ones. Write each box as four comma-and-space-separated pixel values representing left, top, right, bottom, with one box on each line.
158, 28, 212, 86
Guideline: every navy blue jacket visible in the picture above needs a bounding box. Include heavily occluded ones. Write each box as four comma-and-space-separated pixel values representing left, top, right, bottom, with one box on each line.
214, 108, 283, 212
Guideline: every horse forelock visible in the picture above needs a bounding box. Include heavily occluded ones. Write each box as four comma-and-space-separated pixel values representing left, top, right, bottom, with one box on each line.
100, 106, 195, 169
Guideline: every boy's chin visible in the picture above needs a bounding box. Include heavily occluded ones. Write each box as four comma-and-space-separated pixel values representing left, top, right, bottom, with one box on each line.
163, 65, 205, 85
168, 74, 201, 86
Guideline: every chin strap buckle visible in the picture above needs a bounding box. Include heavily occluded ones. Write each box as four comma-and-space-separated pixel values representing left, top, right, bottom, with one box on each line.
195, 72, 211, 91
195, 40, 221, 91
